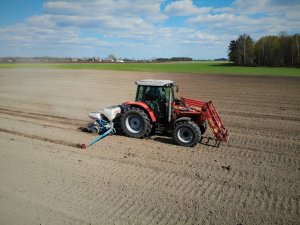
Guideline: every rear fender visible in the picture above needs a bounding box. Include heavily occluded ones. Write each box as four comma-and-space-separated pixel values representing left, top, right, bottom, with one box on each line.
124, 102, 156, 123
173, 117, 191, 127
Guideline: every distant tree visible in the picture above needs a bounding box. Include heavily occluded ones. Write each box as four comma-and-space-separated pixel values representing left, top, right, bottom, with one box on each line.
257, 36, 278, 66
228, 34, 254, 66
292, 34, 300, 66
254, 36, 266, 66
238, 34, 254, 65
228, 40, 238, 63
278, 32, 291, 66
214, 58, 228, 61
108, 54, 117, 61
230, 32, 299, 67
155, 58, 170, 62
170, 57, 193, 61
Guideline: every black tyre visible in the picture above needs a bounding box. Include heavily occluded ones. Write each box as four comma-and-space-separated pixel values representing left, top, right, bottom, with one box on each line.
90, 126, 99, 135
113, 115, 123, 134
200, 120, 208, 135
121, 107, 152, 138
173, 120, 201, 147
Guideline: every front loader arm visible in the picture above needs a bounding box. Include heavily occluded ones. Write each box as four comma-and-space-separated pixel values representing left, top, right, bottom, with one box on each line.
203, 101, 229, 142
180, 97, 229, 142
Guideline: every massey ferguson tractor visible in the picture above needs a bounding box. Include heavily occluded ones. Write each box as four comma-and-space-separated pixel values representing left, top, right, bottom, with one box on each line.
82, 79, 228, 148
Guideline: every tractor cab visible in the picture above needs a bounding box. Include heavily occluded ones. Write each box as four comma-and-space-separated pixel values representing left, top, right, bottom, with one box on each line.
135, 80, 176, 122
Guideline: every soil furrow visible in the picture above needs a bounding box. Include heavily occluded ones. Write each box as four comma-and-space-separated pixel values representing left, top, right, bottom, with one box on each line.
0, 128, 80, 148
0, 107, 85, 125
221, 110, 300, 122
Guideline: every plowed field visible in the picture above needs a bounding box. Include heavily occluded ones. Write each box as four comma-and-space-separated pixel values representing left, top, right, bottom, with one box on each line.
0, 69, 299, 225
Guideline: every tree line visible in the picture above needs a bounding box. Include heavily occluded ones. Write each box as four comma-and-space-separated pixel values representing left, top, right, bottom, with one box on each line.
155, 57, 193, 62
228, 33, 300, 67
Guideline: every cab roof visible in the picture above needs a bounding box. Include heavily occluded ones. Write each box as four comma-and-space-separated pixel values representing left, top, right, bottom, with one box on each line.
135, 79, 174, 87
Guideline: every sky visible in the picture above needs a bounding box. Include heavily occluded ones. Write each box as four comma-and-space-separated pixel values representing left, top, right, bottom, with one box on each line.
0, 0, 299, 59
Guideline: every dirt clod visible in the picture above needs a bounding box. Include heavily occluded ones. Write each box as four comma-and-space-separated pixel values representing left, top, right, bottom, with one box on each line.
222, 165, 231, 171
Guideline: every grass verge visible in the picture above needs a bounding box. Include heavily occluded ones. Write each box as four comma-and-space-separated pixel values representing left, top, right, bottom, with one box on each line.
0, 62, 299, 76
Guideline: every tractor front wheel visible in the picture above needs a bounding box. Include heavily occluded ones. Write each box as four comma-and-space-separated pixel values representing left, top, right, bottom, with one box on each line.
121, 107, 152, 138
173, 121, 201, 147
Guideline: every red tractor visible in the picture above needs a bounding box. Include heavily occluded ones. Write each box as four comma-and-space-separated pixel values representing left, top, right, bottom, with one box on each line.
118, 79, 228, 147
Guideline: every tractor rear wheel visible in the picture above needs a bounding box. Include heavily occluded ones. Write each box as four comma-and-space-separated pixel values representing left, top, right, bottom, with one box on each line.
121, 107, 152, 138
173, 120, 201, 147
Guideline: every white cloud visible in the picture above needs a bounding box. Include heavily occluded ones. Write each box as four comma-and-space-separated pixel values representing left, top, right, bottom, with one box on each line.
212, 7, 234, 13
0, 0, 169, 57
187, 0, 300, 39
233, 0, 300, 15
44, 0, 167, 22
233, 0, 269, 15
182, 32, 223, 45
165, 0, 211, 16
1, 0, 299, 58
187, 13, 245, 24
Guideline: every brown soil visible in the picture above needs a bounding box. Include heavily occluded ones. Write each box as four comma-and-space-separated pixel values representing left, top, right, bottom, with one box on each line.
0, 69, 299, 225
